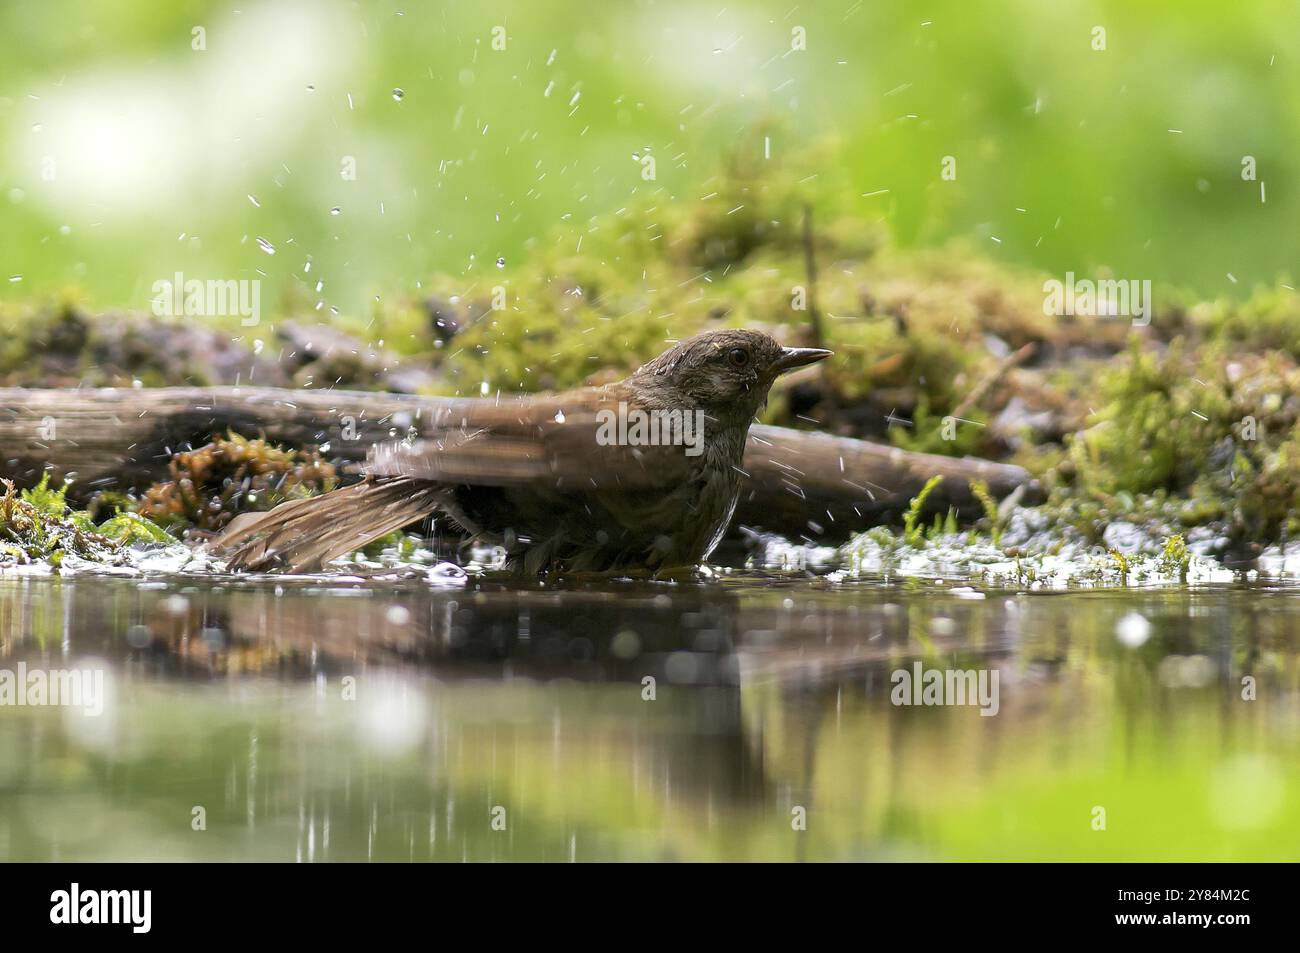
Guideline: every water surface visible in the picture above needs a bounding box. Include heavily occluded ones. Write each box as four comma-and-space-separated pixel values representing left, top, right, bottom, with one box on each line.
1, 572, 1297, 861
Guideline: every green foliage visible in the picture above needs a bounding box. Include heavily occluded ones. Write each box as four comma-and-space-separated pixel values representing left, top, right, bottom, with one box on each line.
970, 479, 1004, 546
1160, 534, 1191, 579
2, 475, 181, 565
20, 474, 68, 520
902, 475, 944, 548
98, 511, 174, 546
2, 479, 108, 565
1109, 549, 1131, 578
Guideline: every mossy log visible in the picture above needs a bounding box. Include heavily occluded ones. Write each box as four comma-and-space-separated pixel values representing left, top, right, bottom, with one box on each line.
0, 386, 1038, 541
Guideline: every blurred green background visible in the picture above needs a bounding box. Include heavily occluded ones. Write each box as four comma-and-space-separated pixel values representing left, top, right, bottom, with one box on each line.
1, 0, 1296, 320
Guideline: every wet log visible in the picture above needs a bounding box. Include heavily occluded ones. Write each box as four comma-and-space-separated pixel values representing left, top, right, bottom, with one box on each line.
0, 386, 1039, 541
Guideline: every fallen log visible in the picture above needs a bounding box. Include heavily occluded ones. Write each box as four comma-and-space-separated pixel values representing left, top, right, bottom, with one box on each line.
0, 386, 1039, 542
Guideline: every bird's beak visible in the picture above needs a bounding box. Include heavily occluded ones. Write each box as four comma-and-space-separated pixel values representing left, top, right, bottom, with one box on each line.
772, 346, 833, 375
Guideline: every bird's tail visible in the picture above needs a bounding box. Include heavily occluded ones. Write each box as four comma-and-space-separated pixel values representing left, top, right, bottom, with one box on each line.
210, 476, 444, 572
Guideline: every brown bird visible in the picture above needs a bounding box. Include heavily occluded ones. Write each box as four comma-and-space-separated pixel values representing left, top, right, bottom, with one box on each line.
212, 329, 831, 574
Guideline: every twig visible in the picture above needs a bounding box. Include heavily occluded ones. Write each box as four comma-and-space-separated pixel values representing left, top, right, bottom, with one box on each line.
951, 342, 1037, 420
800, 203, 825, 351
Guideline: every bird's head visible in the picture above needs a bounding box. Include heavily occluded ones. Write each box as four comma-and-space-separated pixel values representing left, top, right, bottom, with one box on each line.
634, 329, 832, 422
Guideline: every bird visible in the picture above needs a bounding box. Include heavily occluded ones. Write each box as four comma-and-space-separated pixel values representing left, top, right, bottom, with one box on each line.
211, 328, 832, 574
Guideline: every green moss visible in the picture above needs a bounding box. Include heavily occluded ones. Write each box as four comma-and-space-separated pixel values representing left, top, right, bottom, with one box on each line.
969, 479, 1004, 546
136, 433, 337, 533
1160, 534, 1190, 578
20, 474, 69, 521
1053, 336, 1300, 546
1068, 338, 1230, 496
1, 479, 114, 564
1191, 281, 1300, 357
98, 512, 174, 546
0, 474, 186, 566
360, 531, 424, 561
902, 475, 943, 548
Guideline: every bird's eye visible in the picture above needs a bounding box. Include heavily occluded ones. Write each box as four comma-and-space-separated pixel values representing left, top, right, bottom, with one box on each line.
727, 347, 750, 368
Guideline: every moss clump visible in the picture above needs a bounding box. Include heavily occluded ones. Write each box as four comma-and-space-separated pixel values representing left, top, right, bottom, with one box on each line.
1190, 281, 1300, 358
1067, 339, 1231, 496
137, 433, 337, 533
98, 512, 175, 546
0, 299, 294, 388
420, 140, 887, 399
1056, 338, 1300, 547
0, 476, 169, 566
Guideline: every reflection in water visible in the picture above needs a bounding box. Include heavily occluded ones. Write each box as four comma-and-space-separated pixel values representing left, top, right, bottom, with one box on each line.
0, 574, 1298, 860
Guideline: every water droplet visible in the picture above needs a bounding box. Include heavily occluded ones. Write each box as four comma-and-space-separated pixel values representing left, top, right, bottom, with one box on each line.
8, 275, 22, 283
306, 84, 316, 92
256, 236, 276, 255
495, 256, 505, 268
329, 206, 341, 216
391, 88, 405, 102
248, 194, 260, 207
554, 410, 566, 423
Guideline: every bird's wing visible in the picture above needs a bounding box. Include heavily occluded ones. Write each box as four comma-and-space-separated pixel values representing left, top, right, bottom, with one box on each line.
365, 391, 700, 492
